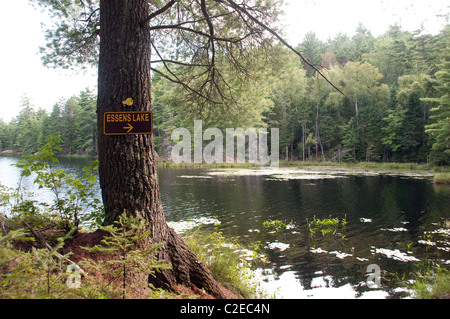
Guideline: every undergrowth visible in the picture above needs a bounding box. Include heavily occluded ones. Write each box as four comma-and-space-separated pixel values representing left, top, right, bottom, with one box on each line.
183, 228, 269, 299
0, 136, 264, 299
411, 266, 450, 299
3, 135, 448, 299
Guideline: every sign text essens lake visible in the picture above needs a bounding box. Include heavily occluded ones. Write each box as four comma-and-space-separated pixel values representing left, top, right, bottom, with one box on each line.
104, 111, 153, 135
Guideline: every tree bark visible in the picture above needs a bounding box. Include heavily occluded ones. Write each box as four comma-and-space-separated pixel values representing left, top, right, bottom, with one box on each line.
97, 0, 225, 298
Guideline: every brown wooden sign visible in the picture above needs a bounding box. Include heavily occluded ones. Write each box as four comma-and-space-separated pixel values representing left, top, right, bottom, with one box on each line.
103, 111, 153, 135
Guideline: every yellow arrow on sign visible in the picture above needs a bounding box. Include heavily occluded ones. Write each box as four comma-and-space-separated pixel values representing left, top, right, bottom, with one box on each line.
124, 123, 133, 134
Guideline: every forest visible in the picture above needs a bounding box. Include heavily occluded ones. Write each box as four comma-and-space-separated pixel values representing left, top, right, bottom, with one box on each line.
1, 23, 449, 165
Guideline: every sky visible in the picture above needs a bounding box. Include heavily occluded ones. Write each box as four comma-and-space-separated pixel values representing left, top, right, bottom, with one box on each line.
0, 0, 448, 123
281, 0, 449, 42
0, 1, 97, 123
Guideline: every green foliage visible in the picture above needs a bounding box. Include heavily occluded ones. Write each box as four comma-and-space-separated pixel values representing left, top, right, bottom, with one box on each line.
424, 28, 450, 160
81, 212, 171, 299
2, 88, 97, 156
433, 172, 450, 184
0, 227, 94, 299
31, 0, 100, 69
410, 264, 450, 299
296, 31, 325, 76
0, 134, 106, 296
74, 89, 98, 155
262, 219, 293, 233
2, 8, 449, 166
382, 105, 407, 153
0, 213, 173, 299
13, 135, 104, 230
307, 216, 348, 245
151, 46, 279, 157
1, 215, 269, 299
10, 96, 43, 154
0, 183, 13, 214
150, 23, 450, 165
184, 229, 268, 298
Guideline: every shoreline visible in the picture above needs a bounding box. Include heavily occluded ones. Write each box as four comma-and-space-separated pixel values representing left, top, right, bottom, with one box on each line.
156, 159, 448, 176
2, 151, 449, 183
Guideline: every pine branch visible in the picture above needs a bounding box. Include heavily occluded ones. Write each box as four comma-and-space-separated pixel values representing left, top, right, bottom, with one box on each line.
151, 59, 210, 67
141, 0, 180, 27
222, 0, 348, 98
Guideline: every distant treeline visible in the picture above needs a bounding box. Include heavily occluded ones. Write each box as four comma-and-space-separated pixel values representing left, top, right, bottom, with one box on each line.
152, 24, 450, 164
1, 24, 449, 164
0, 89, 97, 156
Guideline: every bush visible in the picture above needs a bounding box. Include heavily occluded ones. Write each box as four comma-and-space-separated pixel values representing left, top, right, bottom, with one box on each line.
0, 227, 97, 299
80, 212, 171, 299
13, 135, 104, 231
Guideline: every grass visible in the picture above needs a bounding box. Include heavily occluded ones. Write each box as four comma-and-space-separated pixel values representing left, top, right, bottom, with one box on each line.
354, 162, 429, 171
183, 229, 268, 299
411, 266, 450, 299
157, 159, 258, 169
157, 158, 449, 173
284, 160, 434, 172
0, 211, 268, 299
433, 173, 450, 185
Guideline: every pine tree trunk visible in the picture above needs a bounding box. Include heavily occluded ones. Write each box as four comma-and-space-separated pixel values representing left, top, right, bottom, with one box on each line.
97, 0, 225, 298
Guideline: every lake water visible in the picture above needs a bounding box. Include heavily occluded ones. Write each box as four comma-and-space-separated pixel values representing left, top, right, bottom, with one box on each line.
1, 155, 449, 299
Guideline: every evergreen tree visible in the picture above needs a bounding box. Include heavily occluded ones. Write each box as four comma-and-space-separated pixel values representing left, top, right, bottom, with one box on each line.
61, 96, 79, 154
328, 32, 353, 65
0, 119, 7, 151
382, 104, 407, 161
0, 6, 448, 167
13, 96, 39, 154
424, 27, 450, 161
370, 25, 414, 86
297, 32, 325, 76
75, 89, 97, 155
44, 103, 64, 142
352, 23, 375, 61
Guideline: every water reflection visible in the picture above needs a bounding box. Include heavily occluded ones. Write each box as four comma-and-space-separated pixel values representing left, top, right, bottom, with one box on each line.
0, 155, 102, 214
1, 156, 449, 299
158, 167, 450, 299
